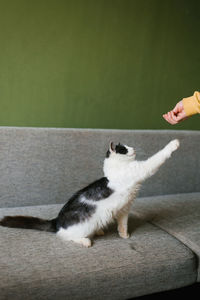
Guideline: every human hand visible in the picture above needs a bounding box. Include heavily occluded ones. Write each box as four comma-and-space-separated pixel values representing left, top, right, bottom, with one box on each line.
163, 100, 188, 125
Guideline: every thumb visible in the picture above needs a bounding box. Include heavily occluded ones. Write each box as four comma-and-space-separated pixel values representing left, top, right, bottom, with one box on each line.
173, 103, 180, 114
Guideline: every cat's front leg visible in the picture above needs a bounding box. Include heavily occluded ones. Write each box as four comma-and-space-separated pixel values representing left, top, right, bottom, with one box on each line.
165, 139, 180, 154
138, 139, 180, 181
117, 212, 130, 239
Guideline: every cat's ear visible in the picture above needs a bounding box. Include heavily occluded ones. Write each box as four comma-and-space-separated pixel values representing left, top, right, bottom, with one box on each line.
109, 142, 115, 153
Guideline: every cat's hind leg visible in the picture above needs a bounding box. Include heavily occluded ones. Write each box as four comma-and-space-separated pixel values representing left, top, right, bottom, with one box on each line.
71, 237, 92, 247
95, 229, 104, 236
57, 228, 92, 247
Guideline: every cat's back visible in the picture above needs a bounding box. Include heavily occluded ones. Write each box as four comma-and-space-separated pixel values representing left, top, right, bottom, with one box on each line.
56, 177, 114, 230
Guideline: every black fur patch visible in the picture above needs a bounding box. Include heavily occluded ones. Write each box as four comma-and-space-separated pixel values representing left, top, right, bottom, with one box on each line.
56, 177, 113, 230
81, 177, 113, 201
115, 143, 128, 155
56, 198, 96, 230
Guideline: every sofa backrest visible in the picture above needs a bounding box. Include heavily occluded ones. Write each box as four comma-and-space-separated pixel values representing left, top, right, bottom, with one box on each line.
0, 127, 199, 208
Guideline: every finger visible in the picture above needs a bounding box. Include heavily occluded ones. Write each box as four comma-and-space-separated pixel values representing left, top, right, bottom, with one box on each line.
163, 114, 169, 122
163, 114, 167, 119
175, 111, 187, 122
169, 111, 178, 123
173, 104, 179, 114
163, 114, 171, 123
167, 112, 177, 125
163, 112, 178, 125
163, 113, 175, 125
174, 101, 186, 116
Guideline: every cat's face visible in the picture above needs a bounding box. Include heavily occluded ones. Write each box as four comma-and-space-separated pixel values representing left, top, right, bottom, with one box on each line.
106, 142, 136, 160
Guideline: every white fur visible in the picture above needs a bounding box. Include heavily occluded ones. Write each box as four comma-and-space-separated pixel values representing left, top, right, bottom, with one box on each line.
57, 139, 179, 247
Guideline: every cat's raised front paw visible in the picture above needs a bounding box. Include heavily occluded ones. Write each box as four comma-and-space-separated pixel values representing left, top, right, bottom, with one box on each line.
168, 139, 180, 152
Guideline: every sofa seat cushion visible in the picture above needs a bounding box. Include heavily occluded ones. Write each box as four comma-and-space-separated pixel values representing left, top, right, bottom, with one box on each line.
133, 192, 200, 281
0, 203, 197, 300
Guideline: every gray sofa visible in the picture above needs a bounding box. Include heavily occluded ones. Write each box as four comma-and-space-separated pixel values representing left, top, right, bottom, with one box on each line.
0, 127, 200, 300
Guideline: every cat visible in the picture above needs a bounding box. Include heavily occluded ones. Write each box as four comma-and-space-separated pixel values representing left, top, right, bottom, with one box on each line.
0, 139, 180, 247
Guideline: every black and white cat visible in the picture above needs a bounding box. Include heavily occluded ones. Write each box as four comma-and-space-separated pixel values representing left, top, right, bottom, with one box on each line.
0, 139, 180, 247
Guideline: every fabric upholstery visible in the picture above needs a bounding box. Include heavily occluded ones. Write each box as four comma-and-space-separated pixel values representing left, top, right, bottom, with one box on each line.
133, 192, 200, 281
0, 204, 197, 300
0, 127, 200, 208
0, 127, 199, 299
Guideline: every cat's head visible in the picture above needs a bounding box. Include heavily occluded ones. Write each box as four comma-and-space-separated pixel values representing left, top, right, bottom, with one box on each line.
106, 142, 136, 160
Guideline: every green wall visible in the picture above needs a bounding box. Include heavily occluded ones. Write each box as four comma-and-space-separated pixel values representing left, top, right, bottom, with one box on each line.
0, 0, 199, 130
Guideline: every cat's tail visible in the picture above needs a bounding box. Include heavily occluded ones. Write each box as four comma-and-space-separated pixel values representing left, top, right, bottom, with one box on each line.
0, 215, 57, 232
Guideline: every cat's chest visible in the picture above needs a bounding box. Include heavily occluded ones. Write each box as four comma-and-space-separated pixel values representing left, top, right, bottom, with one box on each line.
116, 183, 140, 203
97, 183, 140, 213
108, 177, 139, 194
